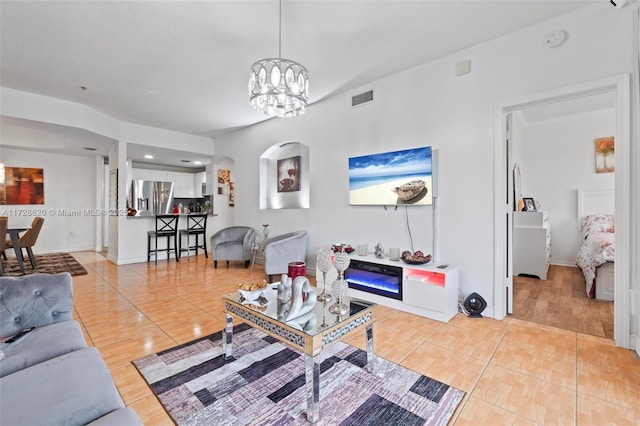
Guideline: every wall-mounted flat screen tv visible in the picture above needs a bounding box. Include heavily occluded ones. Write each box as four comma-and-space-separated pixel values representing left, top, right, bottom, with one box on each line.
349, 146, 432, 206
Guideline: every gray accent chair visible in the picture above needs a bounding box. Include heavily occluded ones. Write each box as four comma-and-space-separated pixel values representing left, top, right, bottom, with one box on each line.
0, 273, 142, 425
264, 230, 308, 283
210, 226, 256, 268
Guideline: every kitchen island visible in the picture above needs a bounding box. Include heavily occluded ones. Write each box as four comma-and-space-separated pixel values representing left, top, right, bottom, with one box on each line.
111, 213, 217, 264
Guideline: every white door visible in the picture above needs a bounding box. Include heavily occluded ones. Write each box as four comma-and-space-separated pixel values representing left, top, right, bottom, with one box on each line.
505, 113, 514, 314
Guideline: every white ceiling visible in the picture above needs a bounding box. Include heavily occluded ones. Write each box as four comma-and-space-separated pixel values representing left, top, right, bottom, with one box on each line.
0, 0, 597, 167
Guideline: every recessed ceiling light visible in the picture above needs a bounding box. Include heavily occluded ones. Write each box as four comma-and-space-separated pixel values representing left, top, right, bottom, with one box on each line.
194, 161, 202, 165
180, 160, 190, 163
83, 147, 97, 151
144, 154, 154, 159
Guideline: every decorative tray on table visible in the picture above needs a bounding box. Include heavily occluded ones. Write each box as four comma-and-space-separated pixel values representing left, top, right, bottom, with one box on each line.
400, 250, 432, 265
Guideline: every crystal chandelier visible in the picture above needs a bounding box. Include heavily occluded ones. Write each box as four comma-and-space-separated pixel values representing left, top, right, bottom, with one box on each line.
249, 0, 309, 118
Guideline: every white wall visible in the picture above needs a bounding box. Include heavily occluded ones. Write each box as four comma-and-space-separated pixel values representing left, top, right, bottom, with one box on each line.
517, 109, 615, 266
213, 3, 637, 318
0, 148, 98, 253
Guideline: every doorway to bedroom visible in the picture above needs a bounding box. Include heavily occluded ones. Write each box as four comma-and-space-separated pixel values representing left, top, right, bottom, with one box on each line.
493, 75, 631, 348
508, 93, 615, 339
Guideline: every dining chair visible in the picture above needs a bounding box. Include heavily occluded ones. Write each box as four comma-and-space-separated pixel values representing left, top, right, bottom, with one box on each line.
5, 216, 45, 269
147, 214, 180, 265
0, 216, 7, 275
179, 214, 208, 259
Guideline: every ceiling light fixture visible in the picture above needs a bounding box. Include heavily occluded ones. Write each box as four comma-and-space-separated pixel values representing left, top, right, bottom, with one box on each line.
144, 154, 153, 159
248, 0, 309, 118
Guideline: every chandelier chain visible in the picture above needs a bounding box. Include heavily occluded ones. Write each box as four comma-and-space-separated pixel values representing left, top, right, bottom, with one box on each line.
278, 0, 282, 59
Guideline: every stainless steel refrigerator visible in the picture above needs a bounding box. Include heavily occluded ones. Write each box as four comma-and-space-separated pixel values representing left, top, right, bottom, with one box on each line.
129, 181, 174, 216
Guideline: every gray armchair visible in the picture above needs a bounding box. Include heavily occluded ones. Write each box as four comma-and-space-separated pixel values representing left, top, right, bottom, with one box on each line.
210, 226, 256, 268
264, 230, 308, 283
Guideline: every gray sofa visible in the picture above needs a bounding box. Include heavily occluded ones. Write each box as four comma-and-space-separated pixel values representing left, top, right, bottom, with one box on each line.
0, 273, 142, 426
264, 230, 308, 283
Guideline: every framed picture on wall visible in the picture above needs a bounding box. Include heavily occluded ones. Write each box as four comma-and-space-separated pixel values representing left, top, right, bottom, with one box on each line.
277, 156, 300, 193
0, 166, 45, 205
595, 136, 615, 173
109, 169, 118, 212
523, 197, 536, 212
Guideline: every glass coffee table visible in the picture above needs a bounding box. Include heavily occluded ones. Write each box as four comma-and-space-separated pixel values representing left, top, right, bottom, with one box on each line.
222, 284, 376, 423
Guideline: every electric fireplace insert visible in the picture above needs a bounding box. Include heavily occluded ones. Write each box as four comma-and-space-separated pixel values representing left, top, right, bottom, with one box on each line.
344, 259, 403, 301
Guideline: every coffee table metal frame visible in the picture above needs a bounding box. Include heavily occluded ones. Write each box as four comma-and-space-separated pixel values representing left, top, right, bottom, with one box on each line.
222, 292, 376, 423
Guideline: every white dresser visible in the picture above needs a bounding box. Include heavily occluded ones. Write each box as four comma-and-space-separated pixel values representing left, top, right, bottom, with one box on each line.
513, 211, 551, 280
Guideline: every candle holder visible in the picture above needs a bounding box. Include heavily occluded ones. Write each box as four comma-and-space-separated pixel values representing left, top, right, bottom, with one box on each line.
329, 251, 350, 315
316, 248, 333, 302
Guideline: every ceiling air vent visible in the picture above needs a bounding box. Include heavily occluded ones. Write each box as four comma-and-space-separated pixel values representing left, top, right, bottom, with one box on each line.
351, 89, 374, 108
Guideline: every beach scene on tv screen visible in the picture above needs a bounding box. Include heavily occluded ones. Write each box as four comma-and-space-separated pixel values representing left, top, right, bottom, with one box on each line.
349, 146, 433, 206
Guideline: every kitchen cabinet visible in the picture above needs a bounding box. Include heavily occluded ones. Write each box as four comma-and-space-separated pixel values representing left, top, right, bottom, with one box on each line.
513, 211, 551, 279
167, 171, 196, 198
131, 169, 168, 182
195, 171, 207, 197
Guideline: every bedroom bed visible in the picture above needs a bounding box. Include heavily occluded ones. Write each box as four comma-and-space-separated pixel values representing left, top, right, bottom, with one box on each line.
576, 190, 615, 300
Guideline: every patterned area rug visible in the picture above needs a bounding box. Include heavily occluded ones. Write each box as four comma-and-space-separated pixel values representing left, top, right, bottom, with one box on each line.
1, 252, 87, 276
133, 324, 465, 425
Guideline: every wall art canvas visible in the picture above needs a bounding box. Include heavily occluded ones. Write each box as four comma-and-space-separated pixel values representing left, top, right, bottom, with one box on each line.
0, 166, 45, 205
349, 146, 432, 206
109, 168, 118, 212
218, 169, 231, 195
277, 156, 300, 193
595, 136, 615, 173
228, 182, 235, 207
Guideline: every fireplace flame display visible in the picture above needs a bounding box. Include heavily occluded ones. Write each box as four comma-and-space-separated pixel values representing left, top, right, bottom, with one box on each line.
344, 260, 403, 301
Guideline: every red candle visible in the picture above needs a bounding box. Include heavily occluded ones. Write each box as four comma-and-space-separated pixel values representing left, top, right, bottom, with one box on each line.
288, 262, 306, 279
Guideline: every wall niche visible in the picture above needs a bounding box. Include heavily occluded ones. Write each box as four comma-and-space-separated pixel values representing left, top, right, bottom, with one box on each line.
259, 142, 309, 210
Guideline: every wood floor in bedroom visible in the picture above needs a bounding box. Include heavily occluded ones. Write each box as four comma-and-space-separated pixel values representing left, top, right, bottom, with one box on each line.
512, 265, 614, 339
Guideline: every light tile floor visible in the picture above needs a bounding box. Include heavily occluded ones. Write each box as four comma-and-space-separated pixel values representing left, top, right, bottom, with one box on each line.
69, 251, 640, 425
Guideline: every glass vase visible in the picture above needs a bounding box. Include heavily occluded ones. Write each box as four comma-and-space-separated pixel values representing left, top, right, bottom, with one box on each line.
316, 248, 333, 302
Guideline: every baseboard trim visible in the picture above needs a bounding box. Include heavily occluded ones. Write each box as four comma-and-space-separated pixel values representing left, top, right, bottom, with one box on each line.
549, 261, 578, 267
4, 246, 95, 257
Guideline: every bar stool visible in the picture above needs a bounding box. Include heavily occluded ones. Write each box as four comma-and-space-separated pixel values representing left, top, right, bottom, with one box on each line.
179, 214, 208, 259
147, 215, 179, 265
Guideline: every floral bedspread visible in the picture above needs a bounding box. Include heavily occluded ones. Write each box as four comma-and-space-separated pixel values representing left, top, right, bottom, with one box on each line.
576, 232, 615, 298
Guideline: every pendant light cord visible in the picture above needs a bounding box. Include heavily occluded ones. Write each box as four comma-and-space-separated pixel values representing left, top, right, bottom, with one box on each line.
278, 0, 282, 59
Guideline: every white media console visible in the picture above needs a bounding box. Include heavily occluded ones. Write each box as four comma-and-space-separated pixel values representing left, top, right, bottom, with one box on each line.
315, 254, 459, 323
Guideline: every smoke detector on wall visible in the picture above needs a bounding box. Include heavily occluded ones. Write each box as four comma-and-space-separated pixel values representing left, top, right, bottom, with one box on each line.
544, 30, 568, 49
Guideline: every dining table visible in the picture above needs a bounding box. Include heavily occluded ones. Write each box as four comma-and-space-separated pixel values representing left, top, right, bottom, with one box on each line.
6, 228, 28, 273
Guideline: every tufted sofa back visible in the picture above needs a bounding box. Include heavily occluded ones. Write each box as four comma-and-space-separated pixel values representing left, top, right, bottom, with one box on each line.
0, 273, 73, 338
